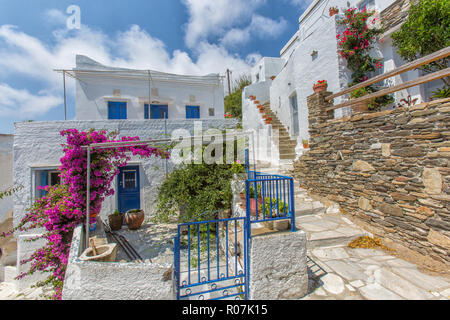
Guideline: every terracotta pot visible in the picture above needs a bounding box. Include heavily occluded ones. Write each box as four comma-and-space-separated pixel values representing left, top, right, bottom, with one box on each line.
259, 109, 265, 113
265, 119, 272, 124
249, 95, 255, 100
108, 213, 124, 231
254, 100, 260, 104
270, 76, 276, 80
262, 114, 268, 119
313, 83, 328, 93
329, 10, 338, 17
248, 198, 263, 216
352, 101, 369, 113
125, 209, 145, 230
303, 144, 309, 149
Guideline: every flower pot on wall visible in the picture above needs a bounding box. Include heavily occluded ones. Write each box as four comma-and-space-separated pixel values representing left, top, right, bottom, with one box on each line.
259, 109, 265, 113
352, 101, 369, 113
125, 209, 145, 230
270, 76, 276, 80
313, 83, 328, 93
254, 100, 260, 104
108, 213, 124, 231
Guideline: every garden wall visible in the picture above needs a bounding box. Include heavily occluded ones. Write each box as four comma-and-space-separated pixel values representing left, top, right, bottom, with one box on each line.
293, 92, 450, 264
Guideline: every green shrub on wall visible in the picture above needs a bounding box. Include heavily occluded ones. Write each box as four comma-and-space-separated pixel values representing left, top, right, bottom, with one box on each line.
391, 0, 450, 98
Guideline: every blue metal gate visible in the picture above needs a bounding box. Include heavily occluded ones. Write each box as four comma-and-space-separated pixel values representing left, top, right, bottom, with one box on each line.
173, 216, 249, 300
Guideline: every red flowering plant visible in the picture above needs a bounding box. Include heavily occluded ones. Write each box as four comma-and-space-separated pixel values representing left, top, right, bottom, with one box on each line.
1, 129, 169, 299
336, 7, 393, 110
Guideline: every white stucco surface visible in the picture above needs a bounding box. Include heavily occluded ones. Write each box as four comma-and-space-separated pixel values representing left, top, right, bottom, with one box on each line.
63, 225, 173, 300
249, 230, 308, 300
0, 134, 13, 224
75, 55, 225, 121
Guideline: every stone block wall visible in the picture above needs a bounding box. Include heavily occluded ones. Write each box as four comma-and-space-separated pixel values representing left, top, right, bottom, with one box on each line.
293, 92, 450, 264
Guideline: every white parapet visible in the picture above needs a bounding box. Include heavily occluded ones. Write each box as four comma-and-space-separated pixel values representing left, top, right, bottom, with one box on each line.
249, 229, 308, 300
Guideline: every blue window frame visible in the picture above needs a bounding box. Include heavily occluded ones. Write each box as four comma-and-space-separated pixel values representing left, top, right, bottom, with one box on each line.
108, 101, 127, 119
145, 104, 168, 119
186, 105, 200, 119
35, 170, 60, 198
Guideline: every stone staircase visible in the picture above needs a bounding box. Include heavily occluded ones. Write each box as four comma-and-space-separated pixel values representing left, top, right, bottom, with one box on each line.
261, 102, 297, 161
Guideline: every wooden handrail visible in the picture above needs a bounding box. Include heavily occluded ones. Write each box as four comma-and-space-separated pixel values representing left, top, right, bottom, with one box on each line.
326, 67, 450, 112
326, 46, 450, 102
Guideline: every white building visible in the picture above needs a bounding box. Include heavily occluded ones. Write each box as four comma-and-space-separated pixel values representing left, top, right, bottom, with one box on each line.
74, 55, 225, 121
9, 55, 238, 289
243, 0, 439, 166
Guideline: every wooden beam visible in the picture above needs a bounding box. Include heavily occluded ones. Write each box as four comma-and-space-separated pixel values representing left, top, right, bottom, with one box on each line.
326, 46, 450, 101
327, 68, 450, 112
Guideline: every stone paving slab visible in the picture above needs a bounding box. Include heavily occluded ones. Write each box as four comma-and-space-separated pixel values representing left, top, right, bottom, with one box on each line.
303, 245, 450, 300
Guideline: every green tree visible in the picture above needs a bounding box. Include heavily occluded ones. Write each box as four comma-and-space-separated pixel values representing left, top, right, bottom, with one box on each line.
391, 0, 450, 87
224, 74, 251, 119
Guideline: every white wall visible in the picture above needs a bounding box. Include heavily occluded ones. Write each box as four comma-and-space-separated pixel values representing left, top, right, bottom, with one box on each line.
270, 15, 345, 146
75, 56, 225, 121
251, 57, 285, 84
0, 134, 13, 224
63, 225, 173, 300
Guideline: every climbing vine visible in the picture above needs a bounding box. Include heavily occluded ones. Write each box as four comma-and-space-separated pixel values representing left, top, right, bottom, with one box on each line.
336, 7, 393, 110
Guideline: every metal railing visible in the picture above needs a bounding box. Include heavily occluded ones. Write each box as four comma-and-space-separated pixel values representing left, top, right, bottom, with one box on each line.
245, 170, 296, 232
173, 216, 249, 300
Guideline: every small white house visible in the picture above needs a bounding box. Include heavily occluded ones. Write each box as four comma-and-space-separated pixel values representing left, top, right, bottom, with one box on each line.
242, 0, 440, 165
74, 55, 225, 121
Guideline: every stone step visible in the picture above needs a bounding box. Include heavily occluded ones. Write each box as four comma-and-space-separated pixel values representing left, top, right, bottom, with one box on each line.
295, 200, 326, 216
279, 153, 296, 160
306, 231, 368, 250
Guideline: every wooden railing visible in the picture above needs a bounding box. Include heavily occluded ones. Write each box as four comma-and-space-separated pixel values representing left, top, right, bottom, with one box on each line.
325, 46, 450, 112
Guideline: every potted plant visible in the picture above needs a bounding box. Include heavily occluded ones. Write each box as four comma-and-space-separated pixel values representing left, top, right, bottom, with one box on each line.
329, 6, 339, 17
125, 208, 145, 230
254, 100, 260, 104
302, 139, 309, 149
265, 117, 272, 124
257, 105, 263, 109
108, 209, 124, 231
313, 80, 328, 93
249, 95, 255, 100
259, 198, 289, 230
270, 76, 276, 80
244, 185, 263, 216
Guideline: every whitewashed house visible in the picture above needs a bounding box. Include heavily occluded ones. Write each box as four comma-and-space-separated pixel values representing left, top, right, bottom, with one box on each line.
10, 55, 237, 289
243, 0, 439, 166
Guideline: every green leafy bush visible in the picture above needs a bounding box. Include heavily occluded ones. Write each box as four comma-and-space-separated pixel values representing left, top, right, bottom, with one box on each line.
154, 159, 244, 223
259, 197, 289, 218
391, 0, 450, 87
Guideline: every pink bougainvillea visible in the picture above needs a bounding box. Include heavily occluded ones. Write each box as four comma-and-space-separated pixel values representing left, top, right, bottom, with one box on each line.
1, 129, 169, 299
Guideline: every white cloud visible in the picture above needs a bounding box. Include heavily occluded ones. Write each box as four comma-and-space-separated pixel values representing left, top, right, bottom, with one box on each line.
182, 0, 271, 48
220, 14, 287, 47
44, 9, 68, 26
0, 21, 260, 118
0, 83, 62, 118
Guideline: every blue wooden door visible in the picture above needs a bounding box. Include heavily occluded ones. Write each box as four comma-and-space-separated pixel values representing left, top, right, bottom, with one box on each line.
118, 166, 140, 213
150, 105, 168, 119
108, 101, 127, 119
186, 105, 200, 119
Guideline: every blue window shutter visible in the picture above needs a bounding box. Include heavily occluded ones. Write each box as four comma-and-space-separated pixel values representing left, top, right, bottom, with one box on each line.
186, 106, 200, 119
108, 102, 127, 119
150, 105, 168, 119
40, 170, 48, 197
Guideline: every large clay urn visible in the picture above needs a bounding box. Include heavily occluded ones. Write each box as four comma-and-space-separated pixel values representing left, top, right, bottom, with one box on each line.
125, 209, 145, 230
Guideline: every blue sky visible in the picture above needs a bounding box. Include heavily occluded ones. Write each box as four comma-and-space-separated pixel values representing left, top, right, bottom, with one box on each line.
0, 0, 312, 133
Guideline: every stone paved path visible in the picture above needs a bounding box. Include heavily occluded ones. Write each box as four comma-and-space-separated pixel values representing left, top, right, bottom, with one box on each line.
0, 282, 48, 300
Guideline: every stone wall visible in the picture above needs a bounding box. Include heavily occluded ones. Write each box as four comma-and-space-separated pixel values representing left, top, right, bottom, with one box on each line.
293, 92, 450, 264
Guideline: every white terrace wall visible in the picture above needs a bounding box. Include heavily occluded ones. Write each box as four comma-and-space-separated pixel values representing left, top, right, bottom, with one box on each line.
13, 119, 238, 288
250, 57, 285, 84
0, 134, 13, 224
